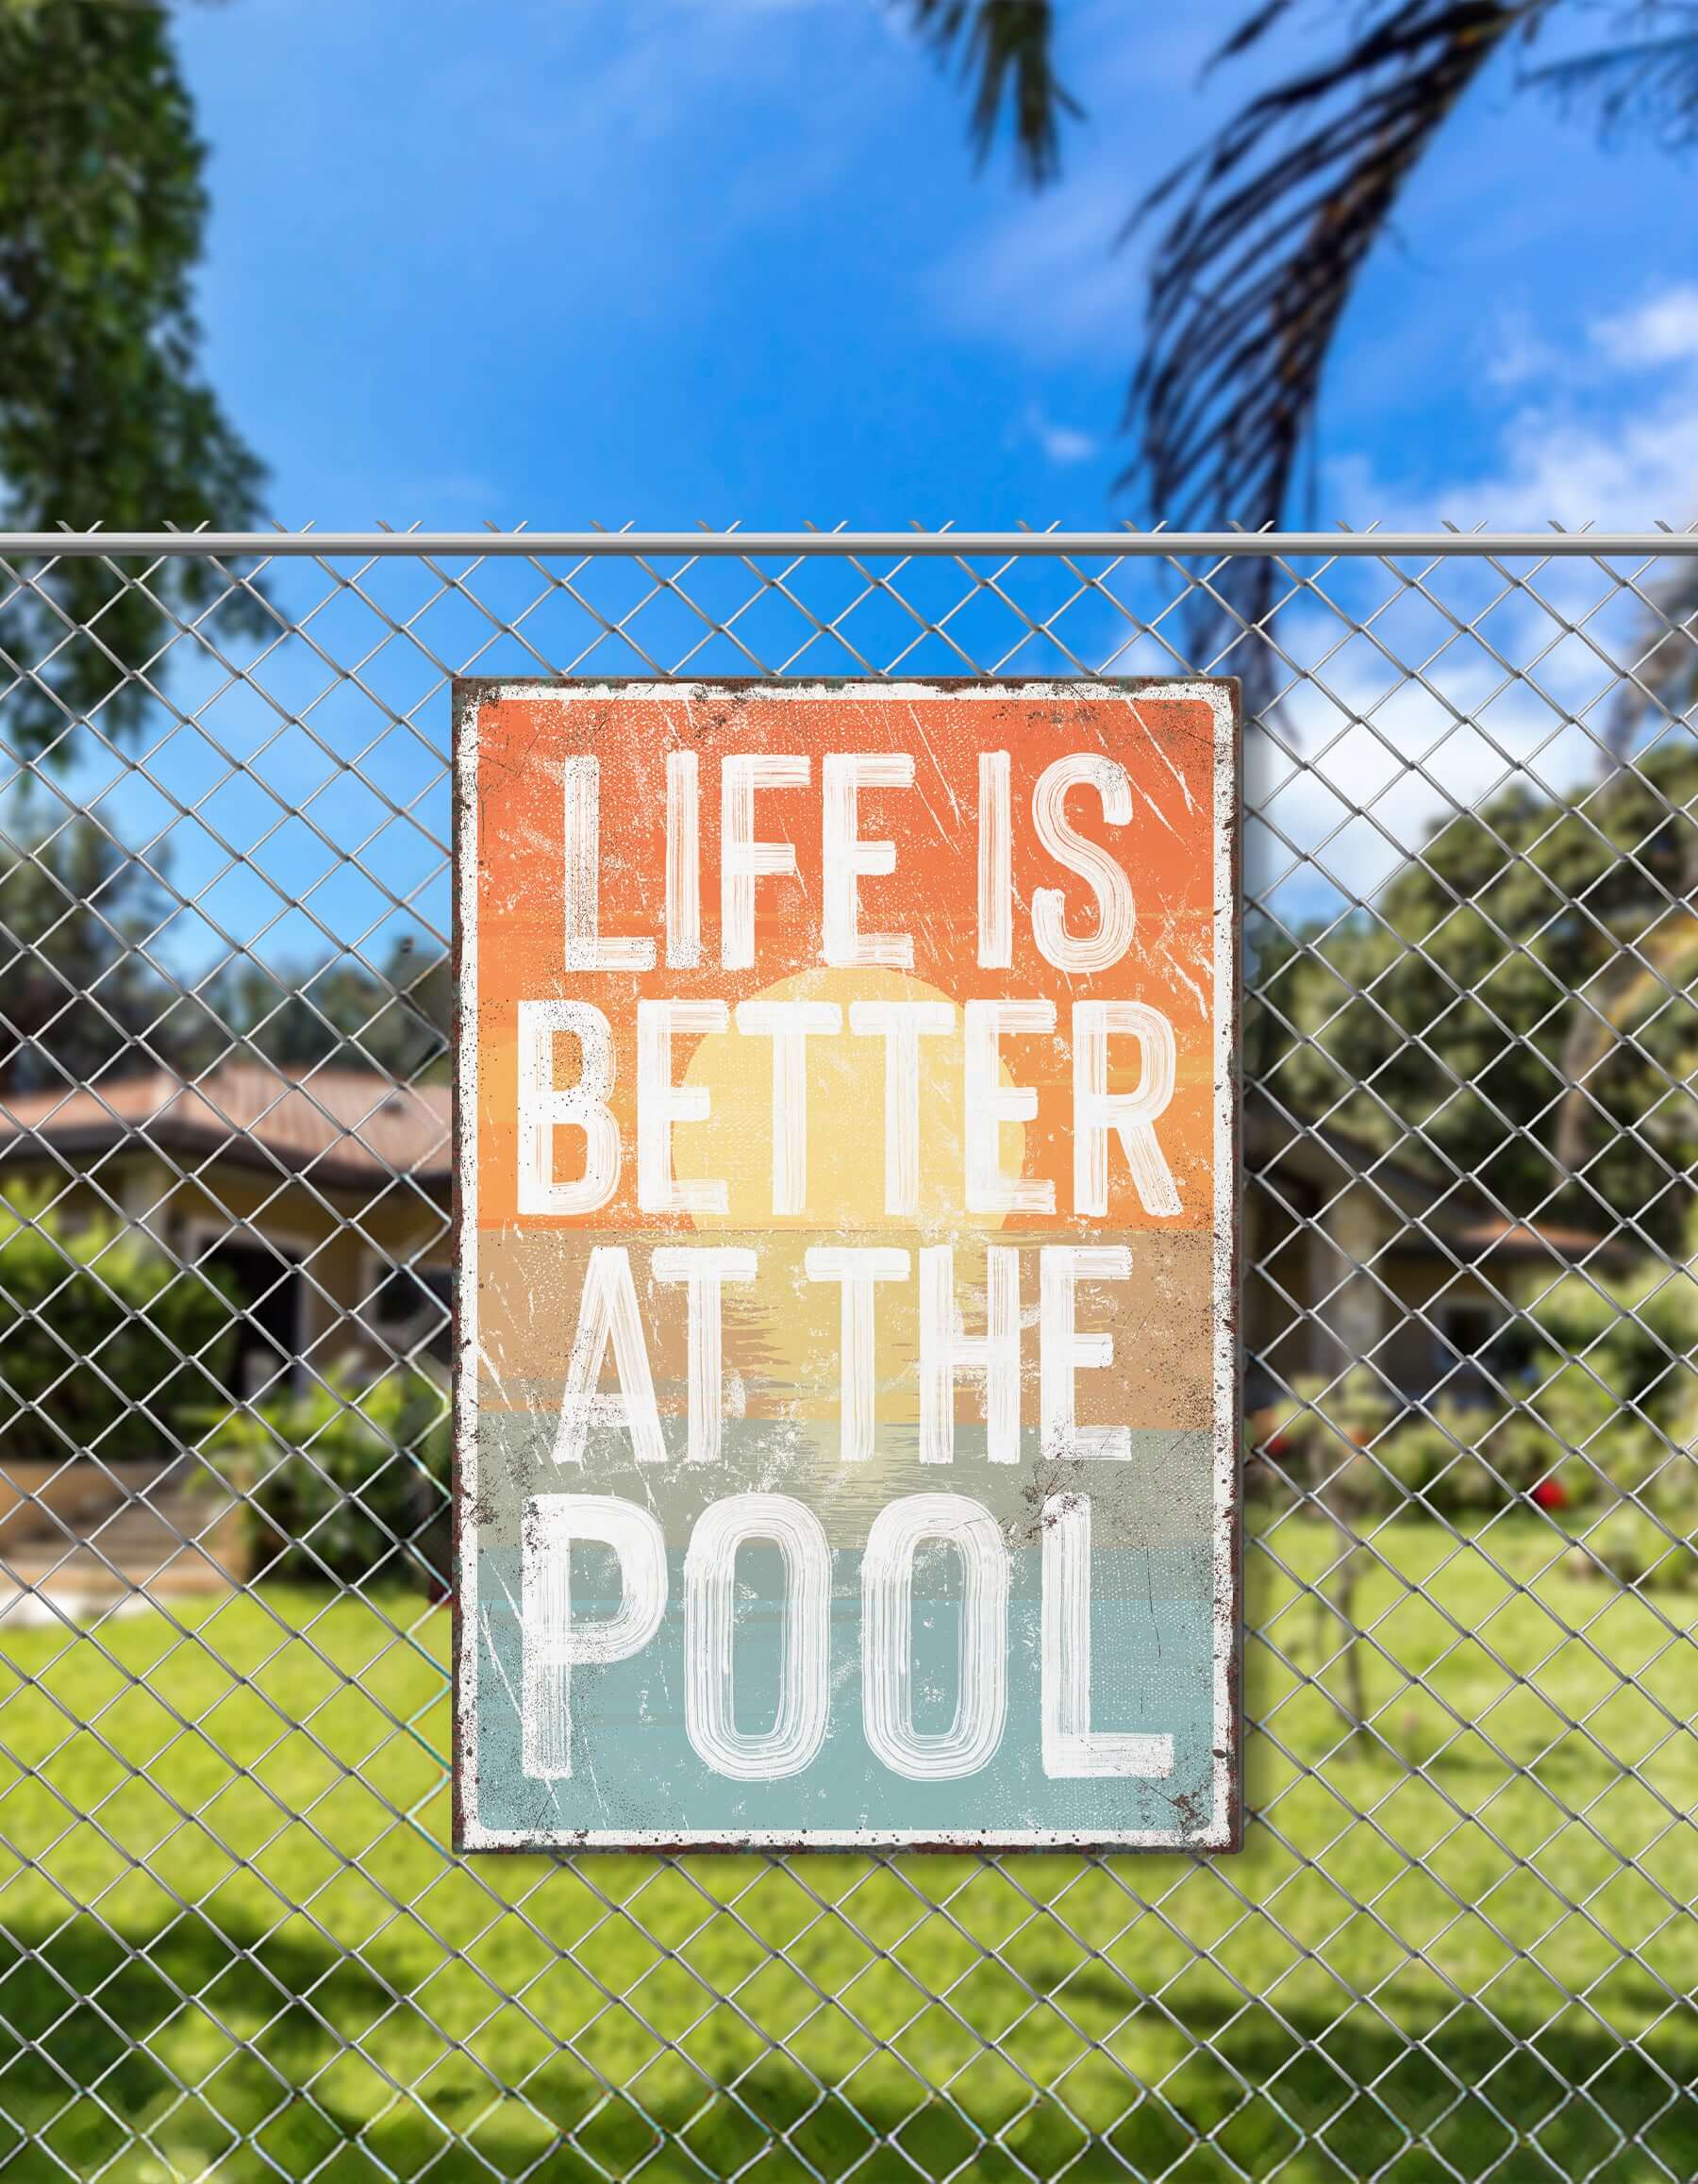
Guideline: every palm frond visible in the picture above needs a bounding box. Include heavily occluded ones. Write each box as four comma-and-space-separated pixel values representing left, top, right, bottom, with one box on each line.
1522, 12, 1698, 149
901, 0, 1077, 186
1209, 1, 1303, 68
1123, 0, 1532, 692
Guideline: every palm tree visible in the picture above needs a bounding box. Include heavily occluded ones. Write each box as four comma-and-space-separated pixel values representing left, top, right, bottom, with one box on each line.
905, 1, 1076, 183
911, 3, 1698, 1201
907, 0, 1698, 673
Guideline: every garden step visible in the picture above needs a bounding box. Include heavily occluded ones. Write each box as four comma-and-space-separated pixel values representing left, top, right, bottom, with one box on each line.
0, 1457, 245, 1605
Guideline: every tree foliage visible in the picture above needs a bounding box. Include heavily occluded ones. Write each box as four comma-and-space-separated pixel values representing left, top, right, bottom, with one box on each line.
0, 801, 449, 1094
1126, 0, 1524, 681
0, 807, 176, 1094
901, 0, 1076, 184
0, 1188, 235, 1468
0, 0, 266, 759
207, 1362, 451, 1592
1250, 738, 1698, 1245
201, 938, 453, 1084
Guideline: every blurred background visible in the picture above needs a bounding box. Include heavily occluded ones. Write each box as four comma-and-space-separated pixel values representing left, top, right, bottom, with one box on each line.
2, 4, 1697, 2180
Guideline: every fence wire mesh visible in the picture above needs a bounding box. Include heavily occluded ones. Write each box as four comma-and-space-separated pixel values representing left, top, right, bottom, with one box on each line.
0, 529, 1694, 2183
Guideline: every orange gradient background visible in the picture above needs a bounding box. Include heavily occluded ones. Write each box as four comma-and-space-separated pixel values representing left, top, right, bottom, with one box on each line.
467, 685, 1222, 1240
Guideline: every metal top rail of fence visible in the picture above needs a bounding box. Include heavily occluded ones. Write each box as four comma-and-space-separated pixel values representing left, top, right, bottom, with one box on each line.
4, 525, 1698, 553
0, 527, 1693, 2183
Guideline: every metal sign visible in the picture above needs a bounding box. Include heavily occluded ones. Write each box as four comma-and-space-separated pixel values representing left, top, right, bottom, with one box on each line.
452, 679, 1240, 1850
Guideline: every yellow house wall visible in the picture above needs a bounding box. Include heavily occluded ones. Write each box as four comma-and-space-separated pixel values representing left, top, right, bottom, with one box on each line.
8, 1149, 450, 1382
152, 1159, 449, 1372
1245, 1176, 1533, 1407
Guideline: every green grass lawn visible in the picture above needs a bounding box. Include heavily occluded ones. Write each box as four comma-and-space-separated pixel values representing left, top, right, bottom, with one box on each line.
0, 1510, 1692, 2182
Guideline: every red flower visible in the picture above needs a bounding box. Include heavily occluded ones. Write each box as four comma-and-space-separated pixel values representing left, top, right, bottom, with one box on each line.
1530, 1478, 1569, 1512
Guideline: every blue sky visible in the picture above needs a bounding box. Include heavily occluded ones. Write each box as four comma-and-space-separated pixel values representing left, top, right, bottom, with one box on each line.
22, 0, 1692, 988
173, 0, 1693, 537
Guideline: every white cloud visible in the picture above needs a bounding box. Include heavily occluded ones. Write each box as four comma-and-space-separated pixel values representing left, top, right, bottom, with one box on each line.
1474, 284, 1698, 404
924, 3, 1216, 360
1481, 309, 1565, 392
1025, 404, 1099, 465
1446, 397, 1698, 529
1594, 286, 1698, 371
959, 549, 1633, 929
1340, 281, 1698, 532
930, 175, 1142, 359
1242, 640, 1612, 913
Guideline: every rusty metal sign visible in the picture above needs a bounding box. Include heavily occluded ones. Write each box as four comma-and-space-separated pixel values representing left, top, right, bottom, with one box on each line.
452, 679, 1240, 1850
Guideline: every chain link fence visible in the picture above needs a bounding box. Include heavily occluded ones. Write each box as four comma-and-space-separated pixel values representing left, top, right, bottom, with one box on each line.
0, 528, 1693, 2181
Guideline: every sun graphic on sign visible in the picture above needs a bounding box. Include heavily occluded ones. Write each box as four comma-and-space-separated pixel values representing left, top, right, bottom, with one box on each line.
672, 964, 1021, 1234
671, 964, 1021, 1415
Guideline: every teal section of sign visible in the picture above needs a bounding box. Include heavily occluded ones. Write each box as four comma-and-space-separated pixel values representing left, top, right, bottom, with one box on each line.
466, 1525, 1220, 1842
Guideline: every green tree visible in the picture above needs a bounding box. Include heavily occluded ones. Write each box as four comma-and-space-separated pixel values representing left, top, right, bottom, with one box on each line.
1250, 741, 1698, 1244
200, 936, 451, 1084
1550, 594, 1698, 1145
0, 0, 265, 759
0, 805, 178, 1093
909, 5, 1698, 1220
0, 794, 449, 1094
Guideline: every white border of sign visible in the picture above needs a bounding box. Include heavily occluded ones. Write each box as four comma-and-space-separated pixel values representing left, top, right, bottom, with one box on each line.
451, 678, 1240, 1852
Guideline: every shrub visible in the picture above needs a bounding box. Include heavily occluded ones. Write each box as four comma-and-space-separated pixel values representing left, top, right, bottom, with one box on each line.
1521, 1350, 1698, 1525
1574, 1509, 1697, 1593
208, 1360, 450, 1591
1250, 1229, 1698, 1530
1255, 1385, 1596, 1520
1473, 1409, 1590, 1505
1533, 1265, 1698, 1415
1525, 1263, 1698, 1514
0, 1191, 234, 1467
1247, 1369, 1429, 1512
1373, 1406, 1507, 1514
1264, 1369, 1391, 1464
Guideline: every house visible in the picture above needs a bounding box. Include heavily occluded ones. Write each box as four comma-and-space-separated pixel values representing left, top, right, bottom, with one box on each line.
0, 1062, 452, 1400
0, 1063, 451, 1609
1244, 1100, 1631, 1415
2, 1063, 1625, 1416
0, 1060, 1623, 1604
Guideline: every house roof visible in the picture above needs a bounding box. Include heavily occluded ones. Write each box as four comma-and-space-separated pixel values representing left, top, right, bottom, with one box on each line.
1244, 1105, 1628, 1266
1246, 1107, 1450, 1213
0, 1064, 452, 1190
1445, 1218, 1633, 1268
